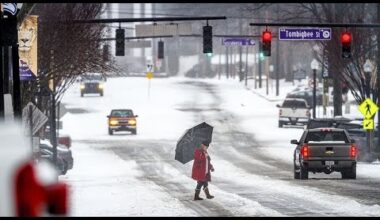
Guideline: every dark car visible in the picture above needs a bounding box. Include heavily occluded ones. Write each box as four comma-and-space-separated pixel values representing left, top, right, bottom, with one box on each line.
80, 73, 105, 97
291, 128, 357, 179
39, 142, 74, 175
286, 89, 323, 108
307, 118, 379, 161
107, 109, 138, 135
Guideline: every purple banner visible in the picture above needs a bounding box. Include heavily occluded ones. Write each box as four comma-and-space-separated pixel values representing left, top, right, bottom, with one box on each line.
19, 59, 36, 81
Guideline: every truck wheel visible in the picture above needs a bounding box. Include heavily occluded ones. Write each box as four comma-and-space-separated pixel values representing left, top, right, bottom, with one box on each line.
294, 165, 300, 179
278, 121, 283, 128
100, 91, 104, 96
132, 129, 137, 135
108, 128, 113, 135
300, 166, 308, 179
81, 92, 84, 97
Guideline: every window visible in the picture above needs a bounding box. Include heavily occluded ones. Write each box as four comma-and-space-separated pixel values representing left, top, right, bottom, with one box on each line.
282, 100, 307, 108
305, 131, 349, 143
111, 110, 133, 117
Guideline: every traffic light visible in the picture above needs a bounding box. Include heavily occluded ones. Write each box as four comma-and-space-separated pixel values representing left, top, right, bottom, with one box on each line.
203, 25, 212, 54
115, 28, 125, 56
262, 30, 272, 56
341, 31, 352, 59
158, 40, 164, 59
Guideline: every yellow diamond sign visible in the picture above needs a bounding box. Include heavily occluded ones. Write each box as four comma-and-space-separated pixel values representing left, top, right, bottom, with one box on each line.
146, 72, 153, 80
363, 119, 375, 130
359, 98, 379, 119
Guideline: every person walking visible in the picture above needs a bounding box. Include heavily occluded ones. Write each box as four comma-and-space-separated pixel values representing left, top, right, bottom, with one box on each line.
191, 141, 215, 200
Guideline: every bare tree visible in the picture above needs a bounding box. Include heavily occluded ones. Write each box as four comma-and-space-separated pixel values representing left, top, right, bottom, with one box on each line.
20, 3, 115, 114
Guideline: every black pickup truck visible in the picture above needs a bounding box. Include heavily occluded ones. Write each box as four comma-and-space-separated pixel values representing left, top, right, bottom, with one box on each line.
291, 128, 357, 180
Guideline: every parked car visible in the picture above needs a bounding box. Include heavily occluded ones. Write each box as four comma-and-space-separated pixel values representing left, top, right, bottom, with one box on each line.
276, 98, 311, 127
80, 73, 105, 97
291, 127, 357, 179
39, 140, 73, 175
58, 134, 72, 148
107, 109, 138, 135
0, 123, 68, 216
286, 89, 323, 108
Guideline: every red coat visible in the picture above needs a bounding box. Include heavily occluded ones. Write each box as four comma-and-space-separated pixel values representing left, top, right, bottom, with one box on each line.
191, 148, 213, 182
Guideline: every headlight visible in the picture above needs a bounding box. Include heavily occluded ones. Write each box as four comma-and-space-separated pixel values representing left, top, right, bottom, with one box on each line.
80, 84, 85, 89
109, 120, 119, 125
98, 84, 104, 89
128, 120, 136, 125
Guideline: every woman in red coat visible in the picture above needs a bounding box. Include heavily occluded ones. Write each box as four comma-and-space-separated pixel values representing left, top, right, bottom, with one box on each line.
191, 141, 214, 200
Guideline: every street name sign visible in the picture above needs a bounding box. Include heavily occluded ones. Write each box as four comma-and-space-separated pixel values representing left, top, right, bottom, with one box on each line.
135, 23, 192, 36
359, 98, 379, 119
279, 28, 331, 40
222, 38, 255, 46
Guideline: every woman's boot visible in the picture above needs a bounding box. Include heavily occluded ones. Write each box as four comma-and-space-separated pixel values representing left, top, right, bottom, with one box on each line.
194, 189, 203, 200
203, 187, 214, 199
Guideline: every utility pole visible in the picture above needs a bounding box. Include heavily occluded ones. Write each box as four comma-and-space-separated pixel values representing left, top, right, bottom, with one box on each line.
377, 3, 380, 157
0, 11, 4, 120
239, 17, 243, 81
258, 41, 262, 88
275, 3, 280, 96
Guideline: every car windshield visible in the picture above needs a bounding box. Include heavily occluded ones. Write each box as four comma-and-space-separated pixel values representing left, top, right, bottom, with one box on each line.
305, 131, 349, 143
282, 100, 307, 108
82, 74, 103, 81
111, 110, 134, 117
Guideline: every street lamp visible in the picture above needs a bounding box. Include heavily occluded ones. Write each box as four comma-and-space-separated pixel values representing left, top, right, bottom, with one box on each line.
311, 59, 319, 119
364, 59, 374, 98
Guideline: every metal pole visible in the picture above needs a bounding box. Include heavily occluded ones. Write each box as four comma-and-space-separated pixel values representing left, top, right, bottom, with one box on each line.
313, 69, 317, 119
266, 60, 269, 95
51, 93, 57, 167
0, 46, 4, 120
0, 11, 4, 120
377, 3, 380, 158
11, 45, 21, 119
258, 42, 262, 88
275, 3, 280, 96
29, 104, 34, 159
245, 45, 248, 87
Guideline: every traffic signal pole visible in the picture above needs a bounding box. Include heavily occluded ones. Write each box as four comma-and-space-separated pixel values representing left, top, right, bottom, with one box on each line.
377, 3, 380, 159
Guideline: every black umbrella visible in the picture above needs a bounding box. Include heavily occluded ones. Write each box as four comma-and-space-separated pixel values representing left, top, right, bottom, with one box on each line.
175, 122, 213, 164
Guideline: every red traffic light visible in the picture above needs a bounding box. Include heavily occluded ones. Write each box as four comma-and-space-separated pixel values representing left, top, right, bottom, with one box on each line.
341, 32, 352, 44
262, 31, 272, 43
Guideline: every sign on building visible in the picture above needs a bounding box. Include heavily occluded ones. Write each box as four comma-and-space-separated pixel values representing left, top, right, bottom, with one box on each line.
135, 23, 192, 36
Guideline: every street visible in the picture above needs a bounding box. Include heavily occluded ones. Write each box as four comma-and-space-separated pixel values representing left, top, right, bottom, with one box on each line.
59, 77, 380, 216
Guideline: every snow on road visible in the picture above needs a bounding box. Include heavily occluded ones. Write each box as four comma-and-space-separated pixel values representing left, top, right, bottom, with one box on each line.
60, 76, 380, 216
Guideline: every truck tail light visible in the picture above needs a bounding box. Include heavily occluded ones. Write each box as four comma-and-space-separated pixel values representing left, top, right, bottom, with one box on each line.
350, 144, 357, 158
301, 144, 310, 159
46, 183, 69, 215
14, 162, 46, 217
279, 109, 282, 116
306, 109, 310, 117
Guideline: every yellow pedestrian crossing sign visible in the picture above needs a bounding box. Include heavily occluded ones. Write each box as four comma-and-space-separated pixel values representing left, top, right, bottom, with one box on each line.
359, 98, 379, 119
363, 119, 375, 130
146, 72, 153, 80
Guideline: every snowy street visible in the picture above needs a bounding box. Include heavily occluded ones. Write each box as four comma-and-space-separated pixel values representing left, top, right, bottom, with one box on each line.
59, 77, 380, 216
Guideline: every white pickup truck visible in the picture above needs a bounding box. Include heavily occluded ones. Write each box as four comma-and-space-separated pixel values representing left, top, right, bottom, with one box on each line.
276, 98, 311, 128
